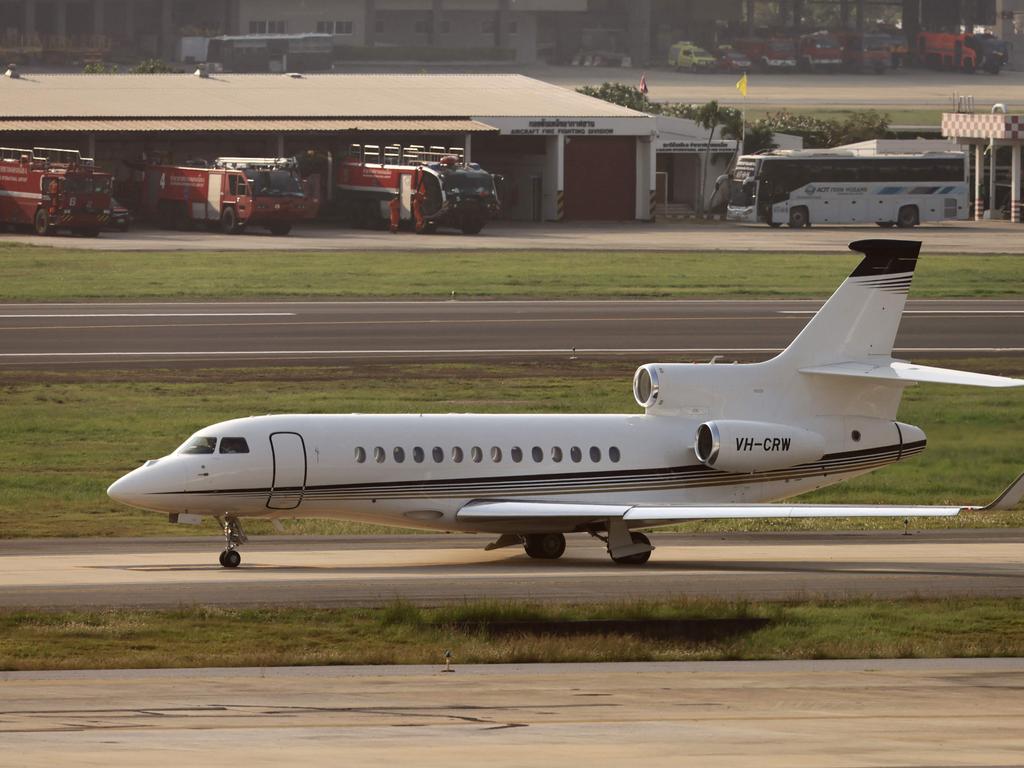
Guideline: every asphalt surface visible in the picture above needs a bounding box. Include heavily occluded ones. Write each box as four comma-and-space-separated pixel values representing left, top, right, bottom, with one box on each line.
8, 219, 1024, 252
3, 529, 1021, 609
3, 659, 1023, 767
1, 298, 1020, 369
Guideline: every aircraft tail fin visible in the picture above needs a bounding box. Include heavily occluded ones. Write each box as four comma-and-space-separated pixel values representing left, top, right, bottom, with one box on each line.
776, 239, 920, 368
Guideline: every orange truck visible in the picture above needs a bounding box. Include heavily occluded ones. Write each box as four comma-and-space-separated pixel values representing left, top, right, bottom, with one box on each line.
0, 146, 112, 236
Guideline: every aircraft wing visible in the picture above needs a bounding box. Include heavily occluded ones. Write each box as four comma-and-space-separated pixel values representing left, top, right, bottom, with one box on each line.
800, 360, 1024, 388
456, 471, 1024, 525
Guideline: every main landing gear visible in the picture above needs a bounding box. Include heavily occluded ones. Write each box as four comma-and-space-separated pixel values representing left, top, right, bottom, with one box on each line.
217, 515, 247, 568
484, 524, 654, 565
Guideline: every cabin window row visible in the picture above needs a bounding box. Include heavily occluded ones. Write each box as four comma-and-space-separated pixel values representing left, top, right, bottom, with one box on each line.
354, 445, 621, 465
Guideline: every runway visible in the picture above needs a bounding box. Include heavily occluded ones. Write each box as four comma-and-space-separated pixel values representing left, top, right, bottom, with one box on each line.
3, 658, 1023, 767
3, 530, 1022, 609
1, 298, 1022, 369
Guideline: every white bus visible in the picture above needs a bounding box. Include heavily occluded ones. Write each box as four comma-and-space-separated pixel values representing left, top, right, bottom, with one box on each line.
727, 150, 969, 228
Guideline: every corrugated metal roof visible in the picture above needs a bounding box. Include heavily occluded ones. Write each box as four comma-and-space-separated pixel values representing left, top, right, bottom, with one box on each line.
0, 73, 647, 120
0, 118, 497, 133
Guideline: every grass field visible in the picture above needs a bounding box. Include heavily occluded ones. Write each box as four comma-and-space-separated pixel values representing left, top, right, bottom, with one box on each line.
1, 360, 1021, 539
0, 243, 1022, 300
2, 597, 1021, 670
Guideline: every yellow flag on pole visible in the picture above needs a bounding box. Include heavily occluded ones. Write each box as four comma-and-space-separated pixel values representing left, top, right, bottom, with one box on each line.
736, 73, 748, 97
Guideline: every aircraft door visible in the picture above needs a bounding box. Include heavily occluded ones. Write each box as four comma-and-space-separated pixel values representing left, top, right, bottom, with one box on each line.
267, 432, 306, 510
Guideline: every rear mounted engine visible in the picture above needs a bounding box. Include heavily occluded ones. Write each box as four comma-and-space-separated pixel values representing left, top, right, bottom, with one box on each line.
694, 420, 825, 473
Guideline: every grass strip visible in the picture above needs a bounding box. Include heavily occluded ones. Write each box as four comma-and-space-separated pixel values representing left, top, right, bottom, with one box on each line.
0, 244, 1021, 300
2, 597, 1022, 671
0, 360, 1021, 538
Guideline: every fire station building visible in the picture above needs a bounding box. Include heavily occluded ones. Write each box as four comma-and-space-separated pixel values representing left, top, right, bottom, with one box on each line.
0, 70, 671, 221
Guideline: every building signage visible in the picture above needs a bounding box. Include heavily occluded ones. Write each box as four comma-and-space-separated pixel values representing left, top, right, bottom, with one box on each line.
477, 116, 654, 137
657, 140, 737, 153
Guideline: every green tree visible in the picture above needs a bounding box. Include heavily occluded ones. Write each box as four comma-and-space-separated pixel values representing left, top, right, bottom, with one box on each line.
575, 82, 656, 113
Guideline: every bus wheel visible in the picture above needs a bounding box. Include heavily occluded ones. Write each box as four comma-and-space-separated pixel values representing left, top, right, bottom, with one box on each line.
897, 205, 919, 228
220, 206, 239, 234
33, 208, 51, 236
788, 206, 810, 228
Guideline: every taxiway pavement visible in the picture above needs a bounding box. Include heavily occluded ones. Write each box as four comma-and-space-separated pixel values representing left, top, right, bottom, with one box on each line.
2, 298, 1021, 369
6, 219, 1024, 252
2, 658, 1023, 767
2, 530, 1022, 609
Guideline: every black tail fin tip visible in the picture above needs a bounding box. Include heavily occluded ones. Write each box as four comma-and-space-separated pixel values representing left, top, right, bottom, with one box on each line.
848, 239, 921, 278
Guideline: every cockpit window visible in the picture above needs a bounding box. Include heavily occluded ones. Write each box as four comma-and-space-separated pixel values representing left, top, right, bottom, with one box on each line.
220, 437, 249, 454
180, 436, 217, 454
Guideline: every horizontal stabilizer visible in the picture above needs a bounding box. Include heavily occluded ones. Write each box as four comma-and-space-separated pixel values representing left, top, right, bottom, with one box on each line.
801, 360, 1024, 388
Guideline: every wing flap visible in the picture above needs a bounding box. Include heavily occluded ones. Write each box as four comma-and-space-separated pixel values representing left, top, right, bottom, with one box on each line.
801, 360, 1024, 388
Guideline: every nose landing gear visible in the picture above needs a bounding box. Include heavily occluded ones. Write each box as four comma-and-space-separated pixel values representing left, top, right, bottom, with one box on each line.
217, 516, 247, 568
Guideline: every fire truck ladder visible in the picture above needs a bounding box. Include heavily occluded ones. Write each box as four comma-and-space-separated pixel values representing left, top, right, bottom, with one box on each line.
32, 147, 93, 166
214, 156, 298, 170
347, 143, 466, 166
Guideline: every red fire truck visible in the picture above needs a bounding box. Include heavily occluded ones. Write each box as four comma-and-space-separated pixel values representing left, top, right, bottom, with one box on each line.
139, 160, 251, 233
336, 144, 500, 234
217, 157, 320, 232
0, 147, 113, 236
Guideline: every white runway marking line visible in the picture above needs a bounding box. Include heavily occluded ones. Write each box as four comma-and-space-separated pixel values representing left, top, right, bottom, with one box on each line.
3, 347, 1024, 358
779, 310, 1024, 315
0, 312, 296, 318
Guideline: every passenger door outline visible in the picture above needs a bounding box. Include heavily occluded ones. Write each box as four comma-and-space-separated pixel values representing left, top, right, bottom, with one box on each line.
267, 431, 306, 510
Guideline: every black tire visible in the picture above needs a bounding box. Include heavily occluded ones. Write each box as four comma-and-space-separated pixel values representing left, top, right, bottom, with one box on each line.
80, 228, 100, 238
611, 532, 652, 565
218, 550, 227, 566
897, 205, 919, 228
460, 217, 485, 235
222, 549, 241, 568
788, 206, 809, 228
876, 221, 895, 228
33, 208, 51, 236
269, 223, 292, 236
523, 533, 566, 560
220, 206, 238, 234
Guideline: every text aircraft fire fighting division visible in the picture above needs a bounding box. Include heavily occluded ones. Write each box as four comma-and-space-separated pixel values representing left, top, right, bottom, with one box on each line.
108, 240, 1024, 568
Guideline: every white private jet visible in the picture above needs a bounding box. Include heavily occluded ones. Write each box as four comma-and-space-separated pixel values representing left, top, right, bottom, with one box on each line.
108, 240, 1024, 568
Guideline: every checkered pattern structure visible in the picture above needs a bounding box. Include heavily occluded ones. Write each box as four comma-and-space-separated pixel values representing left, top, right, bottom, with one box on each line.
942, 112, 1024, 140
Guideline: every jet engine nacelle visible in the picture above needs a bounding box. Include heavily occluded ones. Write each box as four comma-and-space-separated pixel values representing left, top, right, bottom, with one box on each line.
694, 420, 826, 473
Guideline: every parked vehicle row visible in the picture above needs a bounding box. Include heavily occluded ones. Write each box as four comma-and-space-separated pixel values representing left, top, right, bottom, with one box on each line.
2, 145, 501, 238
667, 30, 1007, 75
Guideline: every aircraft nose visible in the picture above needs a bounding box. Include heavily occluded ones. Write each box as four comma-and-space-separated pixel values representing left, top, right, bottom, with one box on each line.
107, 460, 182, 510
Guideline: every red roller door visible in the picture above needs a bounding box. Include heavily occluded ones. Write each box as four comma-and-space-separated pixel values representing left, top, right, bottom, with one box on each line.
563, 136, 636, 220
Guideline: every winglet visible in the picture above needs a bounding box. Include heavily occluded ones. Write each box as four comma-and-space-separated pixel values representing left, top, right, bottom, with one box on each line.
975, 471, 1024, 512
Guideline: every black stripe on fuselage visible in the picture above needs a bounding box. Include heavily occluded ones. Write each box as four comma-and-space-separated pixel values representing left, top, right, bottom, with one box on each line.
161, 440, 926, 500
